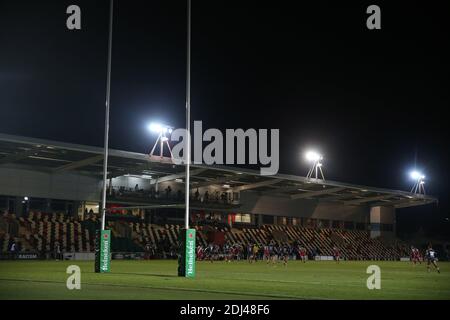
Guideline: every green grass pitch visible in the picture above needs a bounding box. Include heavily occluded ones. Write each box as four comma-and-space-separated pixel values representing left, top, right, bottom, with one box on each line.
0, 260, 449, 299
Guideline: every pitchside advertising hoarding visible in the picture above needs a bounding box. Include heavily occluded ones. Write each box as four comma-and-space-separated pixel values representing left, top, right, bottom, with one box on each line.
185, 228, 196, 278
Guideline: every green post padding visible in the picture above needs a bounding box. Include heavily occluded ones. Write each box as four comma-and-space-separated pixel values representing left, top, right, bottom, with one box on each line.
184, 229, 196, 278
96, 230, 111, 273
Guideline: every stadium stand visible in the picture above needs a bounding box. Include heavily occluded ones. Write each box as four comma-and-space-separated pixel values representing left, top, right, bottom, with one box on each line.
0, 211, 412, 261
0, 133, 440, 262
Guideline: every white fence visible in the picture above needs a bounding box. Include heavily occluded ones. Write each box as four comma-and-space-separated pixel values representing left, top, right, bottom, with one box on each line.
63, 252, 95, 260
314, 255, 335, 261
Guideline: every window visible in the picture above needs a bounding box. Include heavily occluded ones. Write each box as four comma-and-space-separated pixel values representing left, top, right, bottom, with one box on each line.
29, 198, 46, 211
51, 200, 67, 212
85, 202, 100, 214
344, 221, 354, 230
262, 215, 273, 224
235, 213, 251, 223
356, 222, 366, 230
0, 196, 8, 211
318, 219, 329, 228
276, 216, 287, 225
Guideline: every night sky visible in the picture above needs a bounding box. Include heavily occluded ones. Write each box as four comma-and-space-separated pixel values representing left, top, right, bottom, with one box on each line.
0, 1, 449, 236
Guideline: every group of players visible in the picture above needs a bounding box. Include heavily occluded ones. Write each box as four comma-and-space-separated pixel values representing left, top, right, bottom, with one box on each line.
411, 244, 441, 273
196, 241, 341, 266
197, 242, 308, 266
257, 243, 309, 266
197, 242, 441, 273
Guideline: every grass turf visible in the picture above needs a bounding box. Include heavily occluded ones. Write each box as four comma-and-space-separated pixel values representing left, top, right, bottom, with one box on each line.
0, 260, 449, 300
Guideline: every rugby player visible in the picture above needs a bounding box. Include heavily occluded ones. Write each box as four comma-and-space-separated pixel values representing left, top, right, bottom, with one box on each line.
425, 244, 440, 273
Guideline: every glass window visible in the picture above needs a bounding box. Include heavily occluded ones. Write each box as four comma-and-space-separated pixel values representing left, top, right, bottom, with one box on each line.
51, 200, 67, 212
85, 202, 100, 214
318, 219, 329, 228
235, 213, 251, 223
356, 222, 366, 230
332, 220, 340, 229
262, 215, 273, 224
344, 221, 354, 230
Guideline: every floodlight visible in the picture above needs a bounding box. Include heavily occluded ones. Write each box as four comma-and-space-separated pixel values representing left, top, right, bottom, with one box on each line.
410, 171, 422, 180
305, 151, 322, 162
305, 150, 325, 180
148, 122, 174, 160
410, 170, 426, 194
148, 122, 163, 133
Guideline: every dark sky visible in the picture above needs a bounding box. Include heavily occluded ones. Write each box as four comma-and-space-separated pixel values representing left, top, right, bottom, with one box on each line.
0, 1, 449, 236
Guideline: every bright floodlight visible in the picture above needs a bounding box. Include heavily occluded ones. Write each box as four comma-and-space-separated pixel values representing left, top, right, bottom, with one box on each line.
148, 122, 174, 159
305, 151, 322, 162
410, 171, 425, 180
148, 122, 163, 133
410, 170, 426, 194
305, 150, 325, 180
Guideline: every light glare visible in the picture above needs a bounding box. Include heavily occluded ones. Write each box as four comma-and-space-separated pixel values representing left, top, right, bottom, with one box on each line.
410, 170, 425, 180
305, 150, 322, 162
148, 123, 163, 133
148, 122, 173, 134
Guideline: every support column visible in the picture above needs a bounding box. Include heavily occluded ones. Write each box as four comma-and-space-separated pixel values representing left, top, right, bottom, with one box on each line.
369, 206, 395, 239
257, 214, 263, 227
14, 197, 22, 216
45, 199, 52, 213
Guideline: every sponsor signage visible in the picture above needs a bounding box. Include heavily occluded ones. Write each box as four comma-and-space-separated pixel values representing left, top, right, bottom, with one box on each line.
185, 229, 196, 278
17, 253, 39, 260
0, 253, 39, 260
100, 230, 111, 273
111, 252, 145, 260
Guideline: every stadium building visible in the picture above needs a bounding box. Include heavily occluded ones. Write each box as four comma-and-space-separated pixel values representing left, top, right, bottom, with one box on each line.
0, 133, 438, 260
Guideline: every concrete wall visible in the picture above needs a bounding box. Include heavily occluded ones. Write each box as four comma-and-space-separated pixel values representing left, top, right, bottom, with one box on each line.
0, 167, 101, 202
239, 191, 370, 222
369, 206, 395, 239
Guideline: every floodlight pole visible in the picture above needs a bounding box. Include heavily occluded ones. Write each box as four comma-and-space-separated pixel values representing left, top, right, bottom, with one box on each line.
184, 0, 191, 230
101, 0, 114, 231
149, 132, 162, 155
411, 178, 426, 195
306, 160, 325, 180
149, 130, 174, 159
318, 163, 325, 180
